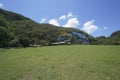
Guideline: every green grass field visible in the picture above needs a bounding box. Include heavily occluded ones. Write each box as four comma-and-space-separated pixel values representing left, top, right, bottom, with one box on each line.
0, 45, 120, 80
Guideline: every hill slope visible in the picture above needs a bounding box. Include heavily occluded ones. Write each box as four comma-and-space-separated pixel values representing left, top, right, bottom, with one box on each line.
108, 30, 120, 45
96, 30, 120, 45
0, 9, 96, 47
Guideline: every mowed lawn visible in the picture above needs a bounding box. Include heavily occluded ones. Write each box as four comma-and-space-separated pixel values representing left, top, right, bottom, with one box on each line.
0, 45, 120, 80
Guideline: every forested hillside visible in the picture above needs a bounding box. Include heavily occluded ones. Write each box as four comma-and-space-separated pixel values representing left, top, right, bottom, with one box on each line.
0, 9, 119, 48
0, 9, 96, 48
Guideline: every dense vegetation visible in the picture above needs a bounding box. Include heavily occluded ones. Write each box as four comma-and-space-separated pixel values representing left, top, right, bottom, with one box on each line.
0, 9, 120, 48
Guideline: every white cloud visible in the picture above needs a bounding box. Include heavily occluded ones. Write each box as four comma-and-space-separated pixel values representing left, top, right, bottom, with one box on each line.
59, 12, 74, 20
42, 12, 80, 28
82, 19, 98, 34
63, 18, 80, 28
63, 12, 80, 28
40, 18, 46, 23
59, 15, 66, 20
67, 12, 73, 18
49, 19, 60, 26
103, 27, 108, 29
0, 3, 3, 8
98, 27, 108, 31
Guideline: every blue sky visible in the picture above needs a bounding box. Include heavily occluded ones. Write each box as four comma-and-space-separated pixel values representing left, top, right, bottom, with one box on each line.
0, 0, 120, 37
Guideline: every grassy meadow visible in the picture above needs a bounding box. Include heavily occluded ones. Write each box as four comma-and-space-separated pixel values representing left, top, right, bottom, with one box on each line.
0, 45, 120, 80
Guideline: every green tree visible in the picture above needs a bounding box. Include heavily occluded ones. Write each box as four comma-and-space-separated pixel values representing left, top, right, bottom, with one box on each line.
0, 26, 13, 47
